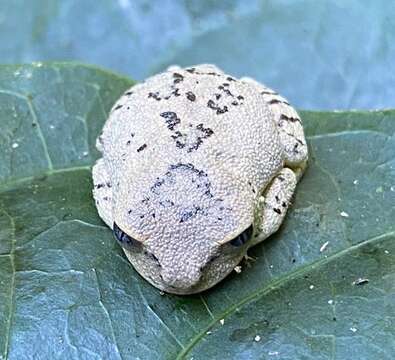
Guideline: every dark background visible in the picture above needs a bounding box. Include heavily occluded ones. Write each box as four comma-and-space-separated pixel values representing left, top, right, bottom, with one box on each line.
1, 0, 394, 109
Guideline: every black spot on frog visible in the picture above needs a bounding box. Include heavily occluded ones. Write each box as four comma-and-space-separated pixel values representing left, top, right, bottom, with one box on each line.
160, 112, 181, 130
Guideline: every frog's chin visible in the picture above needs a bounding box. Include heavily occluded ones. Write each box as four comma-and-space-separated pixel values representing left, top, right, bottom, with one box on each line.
122, 247, 245, 295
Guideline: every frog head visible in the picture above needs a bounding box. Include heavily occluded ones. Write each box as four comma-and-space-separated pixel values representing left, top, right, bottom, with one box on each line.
112, 162, 257, 294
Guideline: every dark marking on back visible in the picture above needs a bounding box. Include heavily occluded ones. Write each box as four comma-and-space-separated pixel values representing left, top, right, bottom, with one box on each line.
268, 98, 290, 105
207, 99, 228, 115
261, 90, 278, 95
148, 92, 161, 101
137, 144, 147, 152
135, 162, 230, 224
170, 123, 214, 152
173, 72, 184, 84
160, 111, 181, 130
280, 114, 301, 123
218, 85, 233, 97
180, 206, 201, 223
186, 91, 196, 102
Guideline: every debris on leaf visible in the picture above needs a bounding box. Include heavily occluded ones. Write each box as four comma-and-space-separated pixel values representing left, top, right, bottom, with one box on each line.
328, 299, 334, 305
219, 319, 224, 325
340, 211, 349, 218
309, 285, 314, 290
254, 335, 261, 342
320, 241, 329, 252
12, 142, 19, 149
350, 327, 357, 333
352, 278, 369, 286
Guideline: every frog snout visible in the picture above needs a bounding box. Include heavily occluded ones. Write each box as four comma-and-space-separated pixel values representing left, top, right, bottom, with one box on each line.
160, 267, 201, 290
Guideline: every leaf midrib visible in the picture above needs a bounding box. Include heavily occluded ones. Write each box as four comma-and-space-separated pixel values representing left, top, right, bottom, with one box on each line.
175, 231, 395, 359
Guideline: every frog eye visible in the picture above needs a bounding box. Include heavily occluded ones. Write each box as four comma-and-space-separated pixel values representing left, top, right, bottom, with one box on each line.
113, 222, 141, 250
229, 225, 253, 247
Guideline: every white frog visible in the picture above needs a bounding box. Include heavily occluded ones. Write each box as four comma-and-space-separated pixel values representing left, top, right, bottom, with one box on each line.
92, 64, 308, 295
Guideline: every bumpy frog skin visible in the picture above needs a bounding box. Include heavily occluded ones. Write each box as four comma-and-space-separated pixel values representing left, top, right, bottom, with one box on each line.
92, 64, 308, 295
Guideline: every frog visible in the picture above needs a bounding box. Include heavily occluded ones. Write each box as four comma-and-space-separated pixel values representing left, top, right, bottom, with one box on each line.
92, 64, 308, 295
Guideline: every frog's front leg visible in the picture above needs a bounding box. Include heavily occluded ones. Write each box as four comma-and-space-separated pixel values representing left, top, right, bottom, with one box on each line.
92, 158, 113, 228
252, 168, 297, 246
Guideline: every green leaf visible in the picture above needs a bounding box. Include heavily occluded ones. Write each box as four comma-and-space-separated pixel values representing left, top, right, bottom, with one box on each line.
0, 63, 394, 360
1, 0, 394, 109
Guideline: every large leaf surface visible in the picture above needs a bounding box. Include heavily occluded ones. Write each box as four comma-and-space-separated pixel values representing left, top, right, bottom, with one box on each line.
0, 63, 394, 360
1, 0, 395, 109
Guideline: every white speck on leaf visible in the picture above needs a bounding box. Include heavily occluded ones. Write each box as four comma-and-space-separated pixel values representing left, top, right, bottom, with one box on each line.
353, 179, 359, 185
340, 211, 349, 218
309, 285, 314, 290
320, 241, 329, 252
219, 319, 225, 325
254, 335, 261, 342
328, 299, 334, 305
268, 351, 279, 356
350, 327, 357, 333
12, 142, 19, 149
